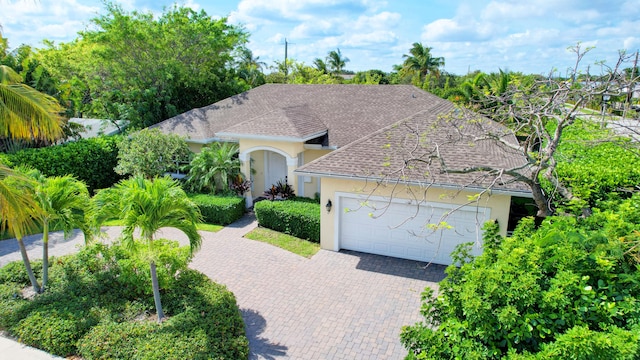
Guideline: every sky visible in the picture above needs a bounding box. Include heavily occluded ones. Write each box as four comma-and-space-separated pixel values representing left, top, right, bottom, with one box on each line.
1, 0, 639, 76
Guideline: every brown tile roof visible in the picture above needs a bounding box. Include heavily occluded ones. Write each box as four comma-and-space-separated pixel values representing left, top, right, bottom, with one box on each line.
296, 100, 531, 194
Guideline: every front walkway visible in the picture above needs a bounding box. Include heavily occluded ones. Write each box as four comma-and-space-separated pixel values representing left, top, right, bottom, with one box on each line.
0, 215, 446, 359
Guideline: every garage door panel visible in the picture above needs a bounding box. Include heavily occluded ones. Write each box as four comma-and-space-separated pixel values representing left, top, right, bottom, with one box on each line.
338, 195, 488, 265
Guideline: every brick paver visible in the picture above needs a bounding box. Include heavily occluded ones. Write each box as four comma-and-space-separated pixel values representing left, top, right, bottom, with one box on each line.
0, 214, 446, 359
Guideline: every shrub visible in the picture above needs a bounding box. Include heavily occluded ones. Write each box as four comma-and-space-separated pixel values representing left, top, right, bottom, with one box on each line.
6, 136, 123, 192
254, 200, 320, 242
0, 242, 249, 359
188, 194, 245, 225
401, 195, 640, 359
0, 259, 42, 286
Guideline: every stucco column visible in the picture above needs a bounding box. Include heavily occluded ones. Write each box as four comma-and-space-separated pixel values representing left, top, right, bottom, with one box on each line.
287, 157, 298, 195
239, 152, 253, 208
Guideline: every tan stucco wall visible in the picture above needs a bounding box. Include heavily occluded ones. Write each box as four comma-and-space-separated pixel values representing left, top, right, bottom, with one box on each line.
298, 149, 331, 198
187, 142, 205, 153
250, 150, 266, 194
319, 177, 512, 251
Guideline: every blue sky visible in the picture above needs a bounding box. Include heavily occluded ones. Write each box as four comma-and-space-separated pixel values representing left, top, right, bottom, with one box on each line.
1, 0, 638, 75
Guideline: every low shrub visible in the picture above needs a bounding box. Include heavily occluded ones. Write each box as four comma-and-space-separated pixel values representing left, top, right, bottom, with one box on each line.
0, 259, 42, 285
254, 200, 320, 242
0, 242, 248, 359
189, 194, 245, 225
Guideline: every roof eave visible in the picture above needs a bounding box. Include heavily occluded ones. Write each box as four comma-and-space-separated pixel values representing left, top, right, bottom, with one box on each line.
216, 130, 328, 143
294, 169, 534, 198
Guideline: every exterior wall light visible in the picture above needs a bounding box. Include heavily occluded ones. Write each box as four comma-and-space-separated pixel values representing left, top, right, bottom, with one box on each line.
326, 199, 332, 213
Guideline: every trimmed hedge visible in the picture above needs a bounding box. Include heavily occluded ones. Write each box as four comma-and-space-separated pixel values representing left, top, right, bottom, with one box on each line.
254, 199, 320, 242
5, 136, 123, 193
188, 194, 245, 225
0, 242, 248, 359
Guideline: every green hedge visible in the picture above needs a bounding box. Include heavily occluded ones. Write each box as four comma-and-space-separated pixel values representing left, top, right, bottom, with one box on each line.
254, 200, 320, 242
5, 136, 123, 193
0, 242, 248, 359
188, 194, 245, 225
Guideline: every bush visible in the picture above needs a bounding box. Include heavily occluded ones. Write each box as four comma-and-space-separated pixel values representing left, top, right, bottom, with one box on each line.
0, 242, 249, 359
0, 259, 42, 286
188, 194, 245, 225
6, 136, 123, 193
401, 195, 640, 359
254, 200, 320, 242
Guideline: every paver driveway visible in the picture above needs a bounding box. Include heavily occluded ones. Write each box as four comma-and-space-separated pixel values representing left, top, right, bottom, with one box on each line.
0, 214, 447, 359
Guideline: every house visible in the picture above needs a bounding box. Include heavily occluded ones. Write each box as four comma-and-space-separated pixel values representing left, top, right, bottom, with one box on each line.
151, 84, 532, 265
69, 118, 128, 138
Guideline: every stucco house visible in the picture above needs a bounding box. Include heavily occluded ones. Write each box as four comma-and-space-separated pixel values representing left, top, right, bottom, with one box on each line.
151, 84, 532, 265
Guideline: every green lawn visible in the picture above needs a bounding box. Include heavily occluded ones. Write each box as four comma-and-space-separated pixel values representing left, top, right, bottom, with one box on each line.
244, 227, 320, 258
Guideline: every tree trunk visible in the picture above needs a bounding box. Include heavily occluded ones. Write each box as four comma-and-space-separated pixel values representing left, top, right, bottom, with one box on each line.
17, 237, 41, 294
529, 181, 552, 218
149, 261, 164, 323
41, 221, 49, 292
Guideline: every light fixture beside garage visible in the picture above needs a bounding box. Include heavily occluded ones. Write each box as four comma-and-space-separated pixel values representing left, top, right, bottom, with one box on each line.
326, 199, 332, 213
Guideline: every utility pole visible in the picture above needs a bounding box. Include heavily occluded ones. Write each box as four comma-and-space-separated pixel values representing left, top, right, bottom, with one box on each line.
284, 38, 288, 83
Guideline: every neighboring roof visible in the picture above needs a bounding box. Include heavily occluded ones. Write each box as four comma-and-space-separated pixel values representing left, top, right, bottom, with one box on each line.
296, 100, 532, 195
69, 118, 127, 138
151, 84, 446, 147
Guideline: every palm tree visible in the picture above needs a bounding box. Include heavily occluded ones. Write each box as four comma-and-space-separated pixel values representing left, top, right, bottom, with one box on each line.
236, 47, 266, 87
92, 176, 201, 323
25, 169, 91, 291
326, 48, 349, 76
186, 142, 242, 194
402, 43, 445, 80
313, 58, 328, 74
0, 65, 64, 144
0, 164, 42, 293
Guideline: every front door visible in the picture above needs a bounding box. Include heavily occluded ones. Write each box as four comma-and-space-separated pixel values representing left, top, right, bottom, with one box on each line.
265, 152, 287, 190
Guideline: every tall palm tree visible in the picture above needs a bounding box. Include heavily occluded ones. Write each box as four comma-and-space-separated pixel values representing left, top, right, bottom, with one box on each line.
402, 43, 445, 80
0, 65, 64, 143
25, 169, 91, 291
236, 47, 266, 87
92, 176, 202, 323
0, 164, 42, 293
326, 48, 349, 76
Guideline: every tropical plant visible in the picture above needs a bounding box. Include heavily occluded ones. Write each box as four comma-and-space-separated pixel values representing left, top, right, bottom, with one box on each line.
115, 128, 191, 179
326, 48, 349, 76
0, 164, 42, 293
92, 176, 202, 323
0, 64, 64, 148
401, 42, 444, 81
185, 142, 242, 194
313, 58, 328, 74
235, 47, 266, 87
23, 168, 91, 291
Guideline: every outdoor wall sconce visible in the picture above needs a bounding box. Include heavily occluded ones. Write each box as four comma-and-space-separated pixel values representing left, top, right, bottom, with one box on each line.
326, 199, 333, 213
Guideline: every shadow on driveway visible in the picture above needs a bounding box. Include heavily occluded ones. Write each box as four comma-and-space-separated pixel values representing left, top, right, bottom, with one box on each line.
242, 308, 288, 360
340, 250, 448, 282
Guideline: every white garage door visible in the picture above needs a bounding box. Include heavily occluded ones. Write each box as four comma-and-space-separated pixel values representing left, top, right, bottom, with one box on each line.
338, 195, 490, 265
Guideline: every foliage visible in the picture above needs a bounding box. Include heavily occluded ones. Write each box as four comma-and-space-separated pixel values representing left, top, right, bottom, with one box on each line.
551, 120, 640, 210
264, 179, 295, 200
21, 168, 91, 291
37, 3, 249, 128
188, 193, 245, 226
401, 194, 640, 359
6, 135, 122, 192
92, 175, 202, 322
185, 142, 242, 194
115, 128, 191, 179
244, 227, 320, 258
0, 64, 64, 146
401, 42, 445, 81
326, 48, 349, 76
254, 199, 320, 242
0, 242, 248, 358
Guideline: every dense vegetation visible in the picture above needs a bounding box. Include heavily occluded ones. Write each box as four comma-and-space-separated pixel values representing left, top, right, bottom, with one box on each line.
254, 199, 321, 242
401, 195, 640, 359
0, 242, 248, 359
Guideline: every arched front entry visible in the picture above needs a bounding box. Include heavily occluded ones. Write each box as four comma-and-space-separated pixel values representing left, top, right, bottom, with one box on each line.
239, 146, 298, 207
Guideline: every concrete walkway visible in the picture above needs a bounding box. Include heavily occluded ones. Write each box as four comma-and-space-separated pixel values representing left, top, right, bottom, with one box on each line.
0, 215, 446, 359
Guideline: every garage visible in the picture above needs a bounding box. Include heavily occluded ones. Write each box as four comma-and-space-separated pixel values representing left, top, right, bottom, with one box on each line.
337, 194, 490, 265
